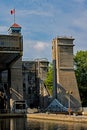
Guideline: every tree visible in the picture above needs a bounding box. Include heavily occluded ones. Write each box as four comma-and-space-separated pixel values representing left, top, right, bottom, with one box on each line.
44, 63, 53, 95
74, 50, 87, 106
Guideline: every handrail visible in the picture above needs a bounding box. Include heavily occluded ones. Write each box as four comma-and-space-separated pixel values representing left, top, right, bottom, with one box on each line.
10, 88, 23, 100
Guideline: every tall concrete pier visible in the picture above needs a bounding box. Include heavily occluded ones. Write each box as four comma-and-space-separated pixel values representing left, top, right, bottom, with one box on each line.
0, 23, 23, 112
52, 36, 82, 112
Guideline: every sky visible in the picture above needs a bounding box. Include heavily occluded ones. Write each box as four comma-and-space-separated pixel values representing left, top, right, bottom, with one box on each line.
0, 0, 87, 62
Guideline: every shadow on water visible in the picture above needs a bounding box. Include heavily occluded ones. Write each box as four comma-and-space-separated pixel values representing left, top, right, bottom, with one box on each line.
0, 118, 87, 130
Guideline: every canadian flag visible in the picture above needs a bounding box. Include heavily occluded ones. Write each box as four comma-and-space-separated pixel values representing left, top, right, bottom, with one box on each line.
10, 9, 15, 15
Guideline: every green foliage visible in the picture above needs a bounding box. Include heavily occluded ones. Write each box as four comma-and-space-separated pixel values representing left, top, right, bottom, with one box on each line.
74, 50, 87, 106
44, 63, 53, 95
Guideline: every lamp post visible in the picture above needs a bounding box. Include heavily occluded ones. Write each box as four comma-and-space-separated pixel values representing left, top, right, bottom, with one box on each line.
66, 91, 73, 115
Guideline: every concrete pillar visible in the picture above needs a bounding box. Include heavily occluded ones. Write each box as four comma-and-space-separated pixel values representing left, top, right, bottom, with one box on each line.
52, 40, 57, 99
52, 36, 82, 112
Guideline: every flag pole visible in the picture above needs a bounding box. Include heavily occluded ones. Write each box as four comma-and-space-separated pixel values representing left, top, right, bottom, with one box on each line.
14, 8, 15, 23
10, 8, 16, 23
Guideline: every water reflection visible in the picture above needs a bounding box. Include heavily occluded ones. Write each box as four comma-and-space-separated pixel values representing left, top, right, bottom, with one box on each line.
27, 119, 87, 130
0, 118, 26, 130
0, 118, 87, 130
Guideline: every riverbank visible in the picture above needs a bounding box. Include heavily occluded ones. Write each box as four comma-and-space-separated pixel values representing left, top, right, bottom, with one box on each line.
26, 113, 87, 123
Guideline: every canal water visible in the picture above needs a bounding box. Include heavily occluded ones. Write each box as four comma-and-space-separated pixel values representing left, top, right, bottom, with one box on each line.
0, 117, 87, 130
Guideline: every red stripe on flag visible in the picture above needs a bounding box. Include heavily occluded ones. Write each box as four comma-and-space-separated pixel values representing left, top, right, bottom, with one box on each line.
10, 9, 15, 15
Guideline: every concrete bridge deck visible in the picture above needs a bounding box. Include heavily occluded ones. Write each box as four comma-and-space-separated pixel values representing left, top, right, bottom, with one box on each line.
0, 34, 23, 70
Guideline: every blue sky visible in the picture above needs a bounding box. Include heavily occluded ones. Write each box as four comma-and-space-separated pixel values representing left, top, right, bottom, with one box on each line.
0, 0, 87, 61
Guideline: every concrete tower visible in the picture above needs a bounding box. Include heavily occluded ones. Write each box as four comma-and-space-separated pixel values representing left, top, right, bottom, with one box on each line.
8, 23, 23, 110
52, 36, 82, 112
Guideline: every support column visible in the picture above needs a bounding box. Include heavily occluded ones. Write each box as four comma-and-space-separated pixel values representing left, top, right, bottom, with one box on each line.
52, 40, 57, 99
8, 68, 11, 113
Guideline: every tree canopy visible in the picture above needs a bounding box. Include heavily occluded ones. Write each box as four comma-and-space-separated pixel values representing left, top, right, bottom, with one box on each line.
44, 63, 53, 95
74, 50, 87, 106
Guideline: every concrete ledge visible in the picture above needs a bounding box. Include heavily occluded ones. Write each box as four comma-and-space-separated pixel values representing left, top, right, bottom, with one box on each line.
26, 113, 87, 123
0, 113, 26, 118
1, 113, 87, 123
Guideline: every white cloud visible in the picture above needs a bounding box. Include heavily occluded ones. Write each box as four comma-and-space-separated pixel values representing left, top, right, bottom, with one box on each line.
21, 36, 50, 62
23, 40, 50, 52
33, 41, 49, 51
23, 40, 51, 60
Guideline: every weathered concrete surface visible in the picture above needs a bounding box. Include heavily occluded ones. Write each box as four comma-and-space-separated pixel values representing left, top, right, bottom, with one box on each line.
26, 113, 87, 123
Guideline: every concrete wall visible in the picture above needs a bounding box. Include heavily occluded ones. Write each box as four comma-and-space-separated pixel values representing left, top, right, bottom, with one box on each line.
10, 57, 23, 100
22, 59, 49, 108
